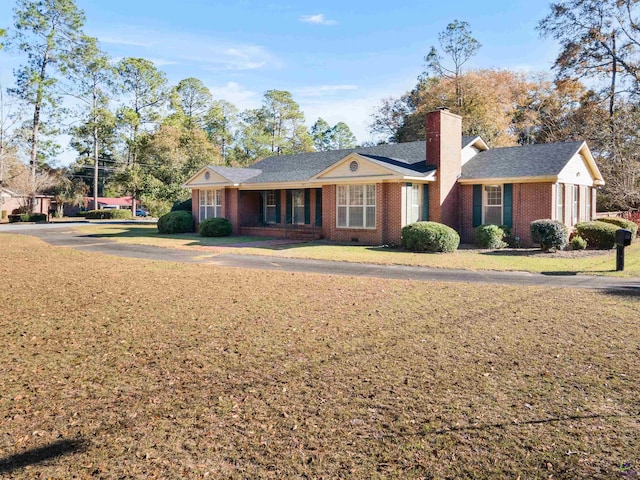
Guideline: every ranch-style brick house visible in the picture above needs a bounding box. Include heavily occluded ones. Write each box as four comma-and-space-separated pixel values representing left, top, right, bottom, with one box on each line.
184, 109, 604, 247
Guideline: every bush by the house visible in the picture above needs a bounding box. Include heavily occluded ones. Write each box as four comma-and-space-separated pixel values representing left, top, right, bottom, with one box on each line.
530, 219, 569, 251
475, 224, 507, 249
624, 210, 640, 233
8, 213, 48, 223
596, 217, 638, 239
199, 217, 232, 237
570, 235, 587, 250
401, 221, 460, 253
85, 209, 132, 220
171, 198, 192, 212
575, 221, 618, 249
157, 210, 194, 234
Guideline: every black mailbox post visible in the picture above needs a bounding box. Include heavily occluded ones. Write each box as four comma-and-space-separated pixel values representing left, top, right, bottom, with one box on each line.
615, 228, 632, 271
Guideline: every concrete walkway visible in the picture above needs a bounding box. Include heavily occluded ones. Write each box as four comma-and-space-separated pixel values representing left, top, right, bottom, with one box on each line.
2, 222, 640, 292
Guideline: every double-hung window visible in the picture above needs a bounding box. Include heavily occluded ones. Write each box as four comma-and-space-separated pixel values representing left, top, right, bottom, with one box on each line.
199, 189, 222, 220
572, 185, 579, 225
556, 183, 564, 223
337, 185, 376, 229
483, 185, 502, 225
406, 184, 421, 224
585, 187, 592, 221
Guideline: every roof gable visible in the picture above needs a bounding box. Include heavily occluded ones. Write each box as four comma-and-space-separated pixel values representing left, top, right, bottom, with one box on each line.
459, 141, 604, 183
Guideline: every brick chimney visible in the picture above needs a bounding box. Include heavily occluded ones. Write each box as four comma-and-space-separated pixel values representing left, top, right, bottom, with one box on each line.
426, 108, 462, 229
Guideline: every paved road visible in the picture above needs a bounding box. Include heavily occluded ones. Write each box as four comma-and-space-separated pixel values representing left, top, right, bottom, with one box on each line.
2, 222, 640, 292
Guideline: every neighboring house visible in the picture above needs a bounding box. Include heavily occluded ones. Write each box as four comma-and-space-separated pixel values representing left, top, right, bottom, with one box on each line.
184, 109, 604, 247
1, 187, 53, 217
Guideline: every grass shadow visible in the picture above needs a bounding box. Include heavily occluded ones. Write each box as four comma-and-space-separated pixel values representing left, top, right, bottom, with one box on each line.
0, 438, 87, 474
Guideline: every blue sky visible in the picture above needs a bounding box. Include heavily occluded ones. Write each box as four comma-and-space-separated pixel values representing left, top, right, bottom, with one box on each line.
0, 0, 560, 163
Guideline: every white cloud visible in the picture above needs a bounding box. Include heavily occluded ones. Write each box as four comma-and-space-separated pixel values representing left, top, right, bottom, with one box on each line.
90, 25, 282, 72
208, 82, 259, 111
100, 37, 154, 48
299, 14, 338, 26
294, 84, 358, 97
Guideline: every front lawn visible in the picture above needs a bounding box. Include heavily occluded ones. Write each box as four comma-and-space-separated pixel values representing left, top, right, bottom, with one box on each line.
0, 233, 638, 478
74, 224, 640, 277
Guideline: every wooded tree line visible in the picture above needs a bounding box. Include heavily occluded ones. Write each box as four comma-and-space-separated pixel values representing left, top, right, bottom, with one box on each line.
371, 2, 640, 211
0, 0, 356, 215
2, 0, 640, 215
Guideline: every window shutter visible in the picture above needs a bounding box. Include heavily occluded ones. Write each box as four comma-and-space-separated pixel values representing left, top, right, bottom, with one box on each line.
315, 188, 322, 226
422, 184, 429, 221
285, 190, 292, 224
472, 185, 482, 227
275, 190, 281, 223
503, 183, 513, 227
304, 189, 311, 224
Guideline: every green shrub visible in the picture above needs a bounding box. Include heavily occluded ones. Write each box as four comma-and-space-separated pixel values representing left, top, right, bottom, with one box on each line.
401, 221, 460, 253
157, 210, 194, 234
475, 224, 507, 249
85, 209, 132, 220
8, 213, 48, 223
596, 217, 638, 239
171, 198, 192, 212
530, 219, 569, 251
575, 221, 618, 249
199, 217, 232, 237
571, 235, 587, 250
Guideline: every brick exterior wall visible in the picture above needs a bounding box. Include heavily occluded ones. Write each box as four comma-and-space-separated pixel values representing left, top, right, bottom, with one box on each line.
459, 183, 554, 247
426, 109, 462, 230
224, 188, 240, 235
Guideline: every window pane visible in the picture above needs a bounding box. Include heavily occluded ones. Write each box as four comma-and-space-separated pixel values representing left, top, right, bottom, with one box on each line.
484, 206, 502, 225
199, 190, 205, 205
349, 206, 364, 227
366, 206, 376, 228
366, 185, 376, 205
486, 186, 501, 206
350, 185, 363, 206
337, 206, 347, 227
337, 186, 347, 206
199, 206, 206, 220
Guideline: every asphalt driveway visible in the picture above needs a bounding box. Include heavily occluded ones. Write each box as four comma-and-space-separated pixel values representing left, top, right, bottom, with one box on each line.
2, 222, 640, 292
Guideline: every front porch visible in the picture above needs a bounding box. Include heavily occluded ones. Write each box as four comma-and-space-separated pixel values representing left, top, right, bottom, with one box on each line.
238, 188, 323, 240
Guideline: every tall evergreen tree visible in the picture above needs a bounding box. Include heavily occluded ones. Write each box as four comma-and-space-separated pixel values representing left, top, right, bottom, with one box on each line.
9, 0, 85, 209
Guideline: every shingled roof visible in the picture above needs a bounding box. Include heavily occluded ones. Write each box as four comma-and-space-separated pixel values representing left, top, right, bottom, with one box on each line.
460, 141, 586, 180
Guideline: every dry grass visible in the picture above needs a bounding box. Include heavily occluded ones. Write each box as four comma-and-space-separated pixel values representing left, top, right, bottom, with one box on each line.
1, 233, 639, 479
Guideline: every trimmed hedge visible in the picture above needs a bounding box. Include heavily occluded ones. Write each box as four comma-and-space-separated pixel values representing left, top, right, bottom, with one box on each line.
475, 224, 507, 249
8, 213, 48, 223
596, 217, 638, 239
401, 221, 460, 253
199, 217, 232, 237
571, 235, 587, 250
85, 209, 132, 220
530, 219, 569, 251
157, 210, 195, 234
171, 198, 192, 212
575, 221, 618, 249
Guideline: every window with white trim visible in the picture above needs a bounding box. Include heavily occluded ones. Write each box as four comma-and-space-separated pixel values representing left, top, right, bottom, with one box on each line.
556, 183, 564, 223
265, 190, 277, 224
337, 184, 376, 229
483, 185, 502, 225
572, 185, 579, 225
406, 184, 422, 224
585, 187, 592, 221
199, 189, 222, 220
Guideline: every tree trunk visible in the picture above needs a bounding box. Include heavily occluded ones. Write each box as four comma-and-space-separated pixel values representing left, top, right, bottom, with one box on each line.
93, 86, 99, 211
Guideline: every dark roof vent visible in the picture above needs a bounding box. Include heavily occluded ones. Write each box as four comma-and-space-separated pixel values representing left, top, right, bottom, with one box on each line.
436, 106, 450, 112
